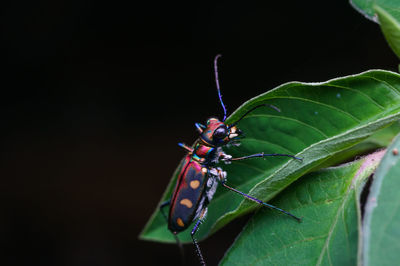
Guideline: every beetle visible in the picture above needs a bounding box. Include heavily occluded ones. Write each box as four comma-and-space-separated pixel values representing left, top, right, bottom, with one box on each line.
160, 55, 302, 265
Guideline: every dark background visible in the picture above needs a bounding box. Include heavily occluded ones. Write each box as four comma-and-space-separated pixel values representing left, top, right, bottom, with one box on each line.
1, 1, 397, 266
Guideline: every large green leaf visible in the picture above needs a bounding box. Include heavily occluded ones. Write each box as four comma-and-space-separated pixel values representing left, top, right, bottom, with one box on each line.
363, 134, 400, 265
221, 151, 385, 265
350, 0, 400, 58
140, 70, 400, 243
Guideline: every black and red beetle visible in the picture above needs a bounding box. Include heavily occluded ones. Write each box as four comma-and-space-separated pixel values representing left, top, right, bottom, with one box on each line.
160, 55, 302, 265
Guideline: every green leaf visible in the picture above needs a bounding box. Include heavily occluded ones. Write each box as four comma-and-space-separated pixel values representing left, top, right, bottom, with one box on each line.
317, 121, 400, 169
363, 120, 400, 147
140, 70, 400, 243
350, 0, 400, 58
350, 0, 379, 22
374, 4, 400, 59
363, 134, 400, 265
350, 0, 400, 23
221, 151, 385, 266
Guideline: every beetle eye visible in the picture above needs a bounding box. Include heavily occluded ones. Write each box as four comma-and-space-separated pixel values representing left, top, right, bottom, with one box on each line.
213, 126, 227, 139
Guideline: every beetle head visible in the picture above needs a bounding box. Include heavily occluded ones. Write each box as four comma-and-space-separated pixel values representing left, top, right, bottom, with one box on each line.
199, 118, 240, 146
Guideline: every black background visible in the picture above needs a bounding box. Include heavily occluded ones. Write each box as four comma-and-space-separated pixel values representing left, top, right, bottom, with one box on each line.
1, 1, 397, 266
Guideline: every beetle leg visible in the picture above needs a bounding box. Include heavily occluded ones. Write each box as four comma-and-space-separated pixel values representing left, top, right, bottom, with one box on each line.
209, 167, 227, 183
218, 151, 232, 164
178, 143, 194, 153
227, 152, 302, 162
191, 208, 208, 266
195, 123, 206, 133
219, 180, 301, 222
159, 200, 170, 221
160, 200, 185, 264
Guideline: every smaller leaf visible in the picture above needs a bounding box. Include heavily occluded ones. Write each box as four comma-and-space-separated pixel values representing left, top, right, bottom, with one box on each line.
221, 151, 385, 266
375, 4, 400, 59
350, 0, 400, 58
363, 133, 400, 266
350, 0, 379, 22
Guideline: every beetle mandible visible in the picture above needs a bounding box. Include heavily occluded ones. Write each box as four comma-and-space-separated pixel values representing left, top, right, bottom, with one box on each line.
160, 55, 302, 266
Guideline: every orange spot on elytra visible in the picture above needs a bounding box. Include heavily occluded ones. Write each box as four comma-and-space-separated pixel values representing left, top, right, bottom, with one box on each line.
190, 180, 200, 189
180, 198, 193, 208
177, 218, 184, 227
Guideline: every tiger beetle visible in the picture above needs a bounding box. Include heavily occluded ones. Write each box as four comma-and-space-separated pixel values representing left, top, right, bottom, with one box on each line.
160, 55, 302, 266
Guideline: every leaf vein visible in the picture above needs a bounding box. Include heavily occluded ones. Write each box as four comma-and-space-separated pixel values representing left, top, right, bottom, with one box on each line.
247, 96, 362, 123
327, 83, 385, 110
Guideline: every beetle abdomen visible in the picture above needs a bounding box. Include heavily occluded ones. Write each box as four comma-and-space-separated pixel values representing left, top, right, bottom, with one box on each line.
169, 159, 208, 233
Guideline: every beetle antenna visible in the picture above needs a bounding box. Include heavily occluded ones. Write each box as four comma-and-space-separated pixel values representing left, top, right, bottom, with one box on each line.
229, 104, 280, 127
160, 201, 185, 265
214, 54, 228, 122
173, 234, 185, 266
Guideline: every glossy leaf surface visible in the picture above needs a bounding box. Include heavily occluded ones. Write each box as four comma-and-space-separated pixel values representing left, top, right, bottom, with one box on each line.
363, 134, 400, 265
140, 70, 400, 243
221, 151, 384, 265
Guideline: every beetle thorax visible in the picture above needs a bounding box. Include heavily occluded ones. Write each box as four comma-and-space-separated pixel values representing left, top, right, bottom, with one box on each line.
192, 141, 220, 165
